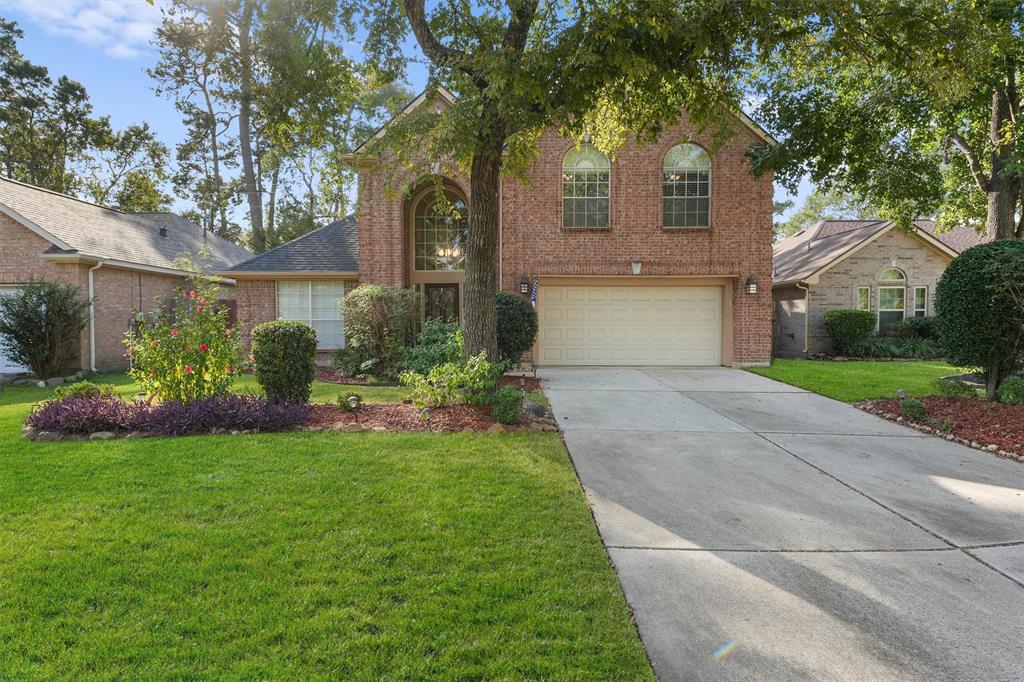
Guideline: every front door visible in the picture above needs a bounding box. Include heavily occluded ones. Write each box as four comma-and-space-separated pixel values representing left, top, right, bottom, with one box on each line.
424, 283, 459, 323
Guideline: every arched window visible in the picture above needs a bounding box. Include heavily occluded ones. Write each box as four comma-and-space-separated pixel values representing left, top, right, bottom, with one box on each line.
562, 144, 610, 228
877, 268, 907, 329
413, 190, 467, 272
663, 143, 710, 228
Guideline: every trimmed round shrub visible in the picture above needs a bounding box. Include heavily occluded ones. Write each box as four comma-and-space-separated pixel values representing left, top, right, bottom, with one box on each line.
997, 377, 1024, 406
936, 240, 1024, 399
496, 292, 539, 363
823, 309, 876, 355
251, 320, 317, 403
492, 386, 524, 425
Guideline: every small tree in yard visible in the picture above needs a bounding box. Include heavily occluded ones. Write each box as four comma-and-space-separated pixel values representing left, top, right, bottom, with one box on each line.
0, 281, 90, 380
936, 240, 1024, 400
339, 285, 418, 379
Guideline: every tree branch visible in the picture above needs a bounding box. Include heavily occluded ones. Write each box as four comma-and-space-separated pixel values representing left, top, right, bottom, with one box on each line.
502, 0, 538, 55
403, 0, 486, 88
950, 132, 991, 191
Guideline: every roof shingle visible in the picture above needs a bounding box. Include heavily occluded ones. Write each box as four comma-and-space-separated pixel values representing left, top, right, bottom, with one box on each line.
0, 177, 252, 273
223, 215, 358, 273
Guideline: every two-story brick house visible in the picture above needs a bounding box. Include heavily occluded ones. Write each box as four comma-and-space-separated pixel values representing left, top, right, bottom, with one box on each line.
225, 88, 775, 366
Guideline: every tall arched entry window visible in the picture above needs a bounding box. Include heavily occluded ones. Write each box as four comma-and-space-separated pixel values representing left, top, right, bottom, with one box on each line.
410, 187, 467, 323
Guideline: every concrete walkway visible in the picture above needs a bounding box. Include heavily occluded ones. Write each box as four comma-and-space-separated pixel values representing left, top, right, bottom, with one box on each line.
541, 367, 1024, 681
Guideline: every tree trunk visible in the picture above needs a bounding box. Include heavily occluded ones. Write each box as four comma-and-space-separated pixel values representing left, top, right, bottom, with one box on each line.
986, 359, 1001, 401
463, 143, 502, 360
200, 79, 227, 239
985, 179, 1017, 241
984, 87, 1019, 240
267, 162, 280, 244
237, 0, 264, 252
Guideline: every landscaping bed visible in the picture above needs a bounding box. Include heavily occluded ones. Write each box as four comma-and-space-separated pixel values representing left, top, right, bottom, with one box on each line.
307, 403, 500, 432
856, 396, 1024, 462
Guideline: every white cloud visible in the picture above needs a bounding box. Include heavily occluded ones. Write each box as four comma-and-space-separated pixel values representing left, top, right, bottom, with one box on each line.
7, 0, 166, 60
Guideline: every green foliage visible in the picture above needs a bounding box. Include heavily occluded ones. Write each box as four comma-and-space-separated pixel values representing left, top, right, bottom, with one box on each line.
893, 338, 942, 360
935, 416, 954, 433
126, 274, 240, 404
82, 122, 170, 210
997, 377, 1024, 406
342, 285, 418, 380
54, 380, 117, 401
936, 241, 1024, 398
899, 398, 929, 422
892, 316, 937, 340
774, 189, 880, 241
0, 280, 90, 380
251, 320, 317, 404
823, 309, 877, 355
401, 319, 463, 375
400, 352, 500, 409
337, 392, 364, 413
492, 386, 524, 426
936, 378, 978, 398
752, 3, 1023, 238
495, 293, 539, 364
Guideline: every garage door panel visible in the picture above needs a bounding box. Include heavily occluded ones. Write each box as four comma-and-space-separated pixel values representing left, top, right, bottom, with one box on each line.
537, 285, 722, 366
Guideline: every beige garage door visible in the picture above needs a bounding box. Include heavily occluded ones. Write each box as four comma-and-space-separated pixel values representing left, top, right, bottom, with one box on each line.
537, 285, 722, 366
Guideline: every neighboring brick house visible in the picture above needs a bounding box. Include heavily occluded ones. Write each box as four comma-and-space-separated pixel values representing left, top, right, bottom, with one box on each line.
0, 177, 252, 373
225, 87, 776, 367
772, 219, 986, 357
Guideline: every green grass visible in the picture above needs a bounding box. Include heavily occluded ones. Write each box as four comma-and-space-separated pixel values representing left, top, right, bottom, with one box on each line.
748, 358, 965, 402
0, 380, 648, 679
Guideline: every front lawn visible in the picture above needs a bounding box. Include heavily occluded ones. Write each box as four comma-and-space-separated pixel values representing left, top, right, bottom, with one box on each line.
0, 380, 651, 678
748, 358, 965, 402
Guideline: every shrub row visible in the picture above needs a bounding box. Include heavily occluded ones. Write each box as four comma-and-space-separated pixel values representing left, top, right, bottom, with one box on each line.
27, 394, 308, 436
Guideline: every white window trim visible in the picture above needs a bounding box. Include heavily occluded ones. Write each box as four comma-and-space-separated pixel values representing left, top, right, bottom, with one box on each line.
561, 144, 612, 230
275, 280, 346, 350
913, 286, 928, 317
662, 143, 711, 229
856, 286, 871, 311
877, 285, 906, 330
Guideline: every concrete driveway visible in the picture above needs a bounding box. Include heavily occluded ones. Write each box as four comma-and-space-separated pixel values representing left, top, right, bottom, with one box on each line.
541, 367, 1024, 681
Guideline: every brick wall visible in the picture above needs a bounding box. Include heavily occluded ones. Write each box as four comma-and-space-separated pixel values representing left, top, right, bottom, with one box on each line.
235, 279, 277, 351
356, 112, 774, 365
804, 228, 951, 355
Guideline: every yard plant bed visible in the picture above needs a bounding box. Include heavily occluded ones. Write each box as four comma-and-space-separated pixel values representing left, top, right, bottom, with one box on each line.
856, 396, 1024, 462
0, 377, 650, 678
308, 403, 501, 432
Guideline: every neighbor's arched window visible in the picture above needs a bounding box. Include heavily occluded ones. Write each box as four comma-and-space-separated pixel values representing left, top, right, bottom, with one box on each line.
413, 190, 467, 272
562, 144, 610, 228
877, 267, 907, 330
663, 143, 710, 228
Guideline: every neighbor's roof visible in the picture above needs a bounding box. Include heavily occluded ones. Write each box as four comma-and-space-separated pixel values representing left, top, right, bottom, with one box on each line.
772, 219, 984, 287
0, 176, 252, 274
221, 215, 358, 275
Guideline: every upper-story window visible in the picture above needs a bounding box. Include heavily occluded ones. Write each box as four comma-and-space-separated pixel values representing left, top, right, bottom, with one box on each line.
562, 144, 610, 228
663, 143, 710, 228
413, 190, 467, 271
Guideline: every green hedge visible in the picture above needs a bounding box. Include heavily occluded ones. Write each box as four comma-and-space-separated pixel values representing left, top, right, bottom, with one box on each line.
496, 292, 539, 363
823, 309, 876, 355
251, 320, 318, 403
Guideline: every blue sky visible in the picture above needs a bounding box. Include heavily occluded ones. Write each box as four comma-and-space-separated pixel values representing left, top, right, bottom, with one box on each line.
5, 0, 810, 217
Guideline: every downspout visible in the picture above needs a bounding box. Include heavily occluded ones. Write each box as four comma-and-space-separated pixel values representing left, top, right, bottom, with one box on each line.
796, 282, 810, 355
88, 260, 104, 372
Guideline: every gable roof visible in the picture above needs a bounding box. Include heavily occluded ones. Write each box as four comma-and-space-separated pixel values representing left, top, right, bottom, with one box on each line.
349, 85, 775, 156
220, 215, 358, 275
0, 177, 252, 275
772, 219, 981, 287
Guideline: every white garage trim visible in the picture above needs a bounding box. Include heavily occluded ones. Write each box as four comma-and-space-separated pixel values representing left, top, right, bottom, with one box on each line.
534, 277, 733, 366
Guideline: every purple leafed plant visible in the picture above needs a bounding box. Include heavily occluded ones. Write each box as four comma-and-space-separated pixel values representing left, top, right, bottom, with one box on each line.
26, 396, 148, 434
145, 394, 308, 436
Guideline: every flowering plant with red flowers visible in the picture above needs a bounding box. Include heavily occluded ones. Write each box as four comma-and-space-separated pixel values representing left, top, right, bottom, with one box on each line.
124, 256, 240, 403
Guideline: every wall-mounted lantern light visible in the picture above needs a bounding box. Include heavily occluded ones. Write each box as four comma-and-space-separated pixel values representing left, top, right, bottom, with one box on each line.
745, 275, 758, 295
631, 261, 642, 275
519, 275, 530, 295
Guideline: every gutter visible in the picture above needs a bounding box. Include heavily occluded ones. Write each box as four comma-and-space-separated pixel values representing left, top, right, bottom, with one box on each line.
88, 260, 104, 372
796, 282, 810, 355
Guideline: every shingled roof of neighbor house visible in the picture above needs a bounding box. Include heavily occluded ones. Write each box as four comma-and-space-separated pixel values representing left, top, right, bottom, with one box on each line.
221, 215, 359, 274
0, 176, 252, 273
773, 219, 986, 286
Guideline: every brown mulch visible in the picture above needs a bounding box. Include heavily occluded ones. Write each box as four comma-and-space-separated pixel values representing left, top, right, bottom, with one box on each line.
315, 368, 368, 384
307, 403, 499, 432
857, 396, 1024, 458
500, 374, 541, 391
